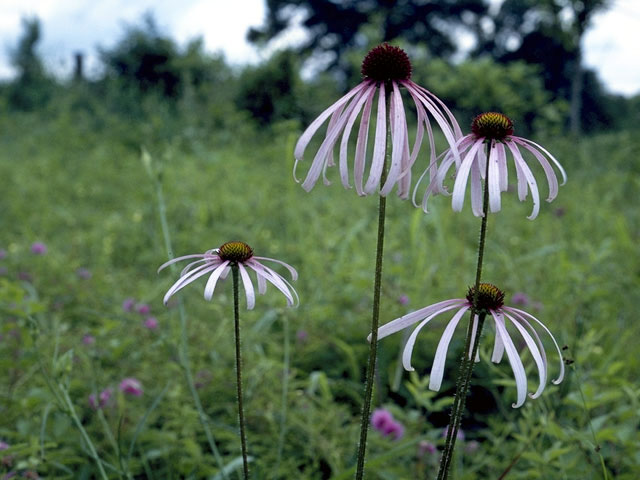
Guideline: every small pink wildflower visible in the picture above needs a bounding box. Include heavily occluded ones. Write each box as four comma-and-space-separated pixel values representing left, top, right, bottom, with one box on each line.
82, 334, 95, 346
0, 249, 6, 259
418, 440, 437, 457
76, 268, 92, 279
159, 241, 298, 310
0, 441, 8, 450
30, 242, 47, 255
372, 283, 565, 408
136, 303, 151, 315
511, 292, 530, 306
143, 317, 158, 330
371, 408, 404, 440
88, 388, 112, 409
398, 294, 410, 306
119, 378, 143, 396
122, 298, 135, 312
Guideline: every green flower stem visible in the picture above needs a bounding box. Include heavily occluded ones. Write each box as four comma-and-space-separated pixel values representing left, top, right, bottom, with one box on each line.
151, 165, 229, 479
59, 385, 110, 480
437, 142, 492, 480
355, 92, 391, 480
232, 265, 250, 480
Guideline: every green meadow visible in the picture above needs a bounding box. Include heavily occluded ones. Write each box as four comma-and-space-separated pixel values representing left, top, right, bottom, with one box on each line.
1, 97, 639, 479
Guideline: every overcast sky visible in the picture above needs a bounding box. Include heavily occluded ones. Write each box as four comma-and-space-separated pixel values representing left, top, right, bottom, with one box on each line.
1, 0, 638, 96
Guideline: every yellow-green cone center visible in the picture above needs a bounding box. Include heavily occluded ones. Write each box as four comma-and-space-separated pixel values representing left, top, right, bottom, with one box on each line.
361, 43, 412, 82
218, 241, 253, 263
471, 112, 514, 140
466, 282, 505, 312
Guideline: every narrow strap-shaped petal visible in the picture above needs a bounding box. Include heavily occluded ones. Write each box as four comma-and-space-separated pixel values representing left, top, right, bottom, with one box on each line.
506, 140, 540, 219
402, 304, 467, 373
354, 87, 375, 195
371, 299, 466, 342
301, 85, 369, 191
402, 81, 461, 165
451, 138, 485, 212
238, 263, 256, 310
294, 82, 368, 161
380, 82, 407, 197
203, 261, 231, 301
516, 137, 567, 185
339, 82, 377, 189
495, 142, 508, 192
491, 325, 505, 363
513, 137, 559, 202
163, 262, 218, 305
179, 258, 209, 277
428, 306, 470, 390
158, 253, 210, 273
488, 142, 502, 213
469, 313, 481, 362
470, 154, 484, 217
503, 307, 564, 384
251, 257, 298, 280
493, 312, 527, 408
364, 84, 387, 194
504, 312, 547, 398
247, 261, 299, 306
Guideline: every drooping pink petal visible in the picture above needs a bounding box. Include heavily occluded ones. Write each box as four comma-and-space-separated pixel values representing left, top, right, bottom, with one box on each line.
515, 137, 567, 185
495, 142, 508, 192
504, 307, 565, 384
488, 143, 502, 213
493, 313, 528, 408
339, 82, 377, 189
428, 306, 470, 390
380, 82, 408, 197
354, 87, 376, 195
163, 263, 218, 305
504, 311, 547, 398
238, 263, 256, 310
371, 299, 465, 342
506, 141, 540, 219
513, 137, 560, 202
251, 256, 298, 281
364, 84, 387, 194
203, 261, 231, 301
158, 254, 210, 273
491, 326, 505, 363
470, 155, 484, 217
469, 313, 481, 363
451, 138, 485, 212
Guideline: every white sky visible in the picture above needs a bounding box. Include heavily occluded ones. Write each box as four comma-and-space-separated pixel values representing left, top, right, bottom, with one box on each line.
0, 0, 638, 96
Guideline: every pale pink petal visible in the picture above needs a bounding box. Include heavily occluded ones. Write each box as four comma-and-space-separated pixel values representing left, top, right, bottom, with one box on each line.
513, 137, 560, 202
493, 313, 527, 408
204, 261, 231, 301
339, 83, 377, 189
504, 312, 547, 398
488, 143, 502, 213
371, 299, 465, 342
354, 87, 375, 195
238, 263, 256, 310
503, 307, 564, 384
495, 142, 508, 192
251, 256, 298, 280
516, 137, 567, 185
158, 253, 209, 273
163, 263, 218, 305
469, 313, 481, 363
470, 155, 484, 217
428, 306, 470, 390
364, 85, 387, 194
402, 304, 467, 373
491, 326, 505, 363
506, 141, 540, 219
451, 138, 485, 212
380, 82, 407, 196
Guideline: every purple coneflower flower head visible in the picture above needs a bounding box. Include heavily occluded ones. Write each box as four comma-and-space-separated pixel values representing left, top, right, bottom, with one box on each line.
294, 43, 462, 198
159, 241, 298, 310
30, 242, 47, 255
371, 283, 565, 408
119, 378, 143, 396
122, 298, 135, 312
143, 317, 158, 330
415, 112, 566, 219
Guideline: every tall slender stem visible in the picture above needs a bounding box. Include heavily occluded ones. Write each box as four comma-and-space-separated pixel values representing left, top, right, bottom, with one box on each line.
152, 168, 228, 479
232, 265, 250, 480
437, 142, 492, 480
355, 88, 391, 480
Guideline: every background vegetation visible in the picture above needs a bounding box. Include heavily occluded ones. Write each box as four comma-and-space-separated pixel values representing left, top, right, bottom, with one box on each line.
1, 2, 639, 478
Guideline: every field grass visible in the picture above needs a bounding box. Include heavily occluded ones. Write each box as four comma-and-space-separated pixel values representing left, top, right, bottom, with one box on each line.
1, 108, 639, 479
